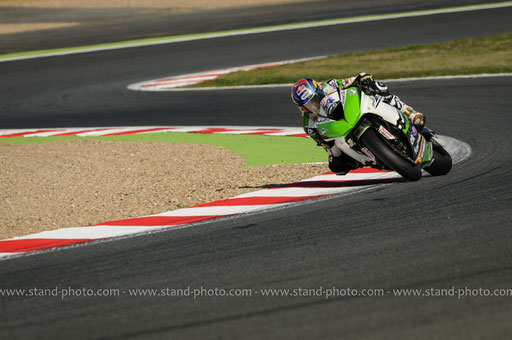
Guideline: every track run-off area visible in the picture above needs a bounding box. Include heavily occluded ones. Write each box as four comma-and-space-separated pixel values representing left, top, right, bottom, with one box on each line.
0, 126, 471, 258
1, 1, 511, 339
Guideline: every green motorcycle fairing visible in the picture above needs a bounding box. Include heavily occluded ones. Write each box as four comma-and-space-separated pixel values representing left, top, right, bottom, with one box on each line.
316, 86, 433, 167
317, 87, 361, 139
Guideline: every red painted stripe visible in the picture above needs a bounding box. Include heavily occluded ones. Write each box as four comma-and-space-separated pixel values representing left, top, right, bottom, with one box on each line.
253, 63, 282, 69
93, 215, 223, 227
154, 73, 223, 83
0, 129, 59, 138
243, 129, 285, 135
317, 168, 392, 176
350, 167, 392, 173
0, 238, 95, 253
141, 75, 221, 87
194, 195, 323, 207
51, 128, 110, 137
310, 168, 393, 177
142, 78, 218, 88
274, 177, 401, 189
187, 128, 288, 135
102, 127, 175, 136
144, 63, 282, 86
188, 128, 237, 134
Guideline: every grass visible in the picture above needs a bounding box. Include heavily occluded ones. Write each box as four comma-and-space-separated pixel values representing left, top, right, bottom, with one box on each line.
0, 132, 326, 166
193, 33, 512, 87
4, 34, 510, 167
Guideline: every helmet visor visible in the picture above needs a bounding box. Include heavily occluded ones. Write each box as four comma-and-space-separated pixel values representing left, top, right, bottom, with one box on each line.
300, 88, 324, 115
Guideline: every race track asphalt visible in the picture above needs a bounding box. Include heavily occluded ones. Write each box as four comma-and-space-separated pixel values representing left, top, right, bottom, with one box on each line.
1, 5, 511, 128
0, 2, 511, 339
0, 0, 504, 54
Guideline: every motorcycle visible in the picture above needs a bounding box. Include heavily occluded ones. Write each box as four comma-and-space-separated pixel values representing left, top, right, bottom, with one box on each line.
317, 87, 452, 181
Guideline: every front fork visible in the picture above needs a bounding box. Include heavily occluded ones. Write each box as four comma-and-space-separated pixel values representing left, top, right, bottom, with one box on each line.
393, 111, 434, 167
403, 115, 434, 167
333, 134, 376, 165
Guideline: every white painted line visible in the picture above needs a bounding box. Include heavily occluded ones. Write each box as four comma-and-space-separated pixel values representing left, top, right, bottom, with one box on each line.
214, 129, 277, 135
437, 135, 472, 164
0, 129, 29, 135
128, 57, 324, 91
9, 225, 166, 240
234, 186, 364, 198
303, 172, 401, 182
155, 204, 290, 217
23, 130, 69, 137
136, 128, 177, 135
152, 126, 215, 133
264, 131, 307, 136
75, 128, 134, 136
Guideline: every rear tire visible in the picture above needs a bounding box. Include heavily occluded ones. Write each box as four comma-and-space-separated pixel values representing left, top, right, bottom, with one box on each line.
424, 140, 452, 176
360, 128, 422, 181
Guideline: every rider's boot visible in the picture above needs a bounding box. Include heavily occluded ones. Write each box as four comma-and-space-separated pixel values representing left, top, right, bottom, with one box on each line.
384, 94, 426, 129
402, 106, 425, 129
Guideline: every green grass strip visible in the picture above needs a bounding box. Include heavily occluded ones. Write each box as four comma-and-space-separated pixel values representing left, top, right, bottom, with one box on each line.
0, 132, 325, 167
1, 1, 510, 61
194, 32, 512, 87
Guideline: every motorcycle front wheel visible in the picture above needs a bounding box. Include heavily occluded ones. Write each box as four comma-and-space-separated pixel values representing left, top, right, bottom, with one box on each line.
423, 139, 452, 176
360, 128, 422, 181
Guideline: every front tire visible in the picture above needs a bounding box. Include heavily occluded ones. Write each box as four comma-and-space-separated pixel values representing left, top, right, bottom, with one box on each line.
424, 140, 452, 176
360, 128, 422, 181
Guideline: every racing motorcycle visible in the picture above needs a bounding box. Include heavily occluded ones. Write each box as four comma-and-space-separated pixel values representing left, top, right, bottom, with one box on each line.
317, 87, 452, 181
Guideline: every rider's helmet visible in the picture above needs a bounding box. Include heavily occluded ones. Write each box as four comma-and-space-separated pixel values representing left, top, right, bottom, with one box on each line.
291, 78, 325, 116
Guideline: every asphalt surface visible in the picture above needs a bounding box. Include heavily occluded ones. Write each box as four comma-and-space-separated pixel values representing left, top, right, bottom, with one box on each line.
1, 5, 511, 129
1, 2, 512, 339
0, 0, 503, 54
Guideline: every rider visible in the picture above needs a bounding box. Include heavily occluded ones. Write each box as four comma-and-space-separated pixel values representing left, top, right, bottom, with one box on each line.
291, 73, 426, 175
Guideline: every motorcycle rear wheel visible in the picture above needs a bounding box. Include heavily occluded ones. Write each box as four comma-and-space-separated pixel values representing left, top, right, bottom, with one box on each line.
360, 128, 422, 181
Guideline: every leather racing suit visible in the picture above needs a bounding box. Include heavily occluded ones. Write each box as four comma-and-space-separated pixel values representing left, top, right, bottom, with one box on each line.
300, 73, 425, 175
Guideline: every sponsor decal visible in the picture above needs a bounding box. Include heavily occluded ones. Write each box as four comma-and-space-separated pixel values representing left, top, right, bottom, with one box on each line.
414, 137, 426, 164
327, 79, 338, 88
408, 129, 417, 147
361, 147, 375, 162
349, 88, 357, 96
321, 96, 337, 115
378, 125, 396, 140
295, 85, 310, 102
340, 91, 346, 103
344, 77, 356, 87
411, 133, 426, 160
306, 128, 316, 136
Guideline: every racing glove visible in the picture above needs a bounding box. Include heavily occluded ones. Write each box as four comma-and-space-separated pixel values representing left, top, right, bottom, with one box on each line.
357, 73, 390, 96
